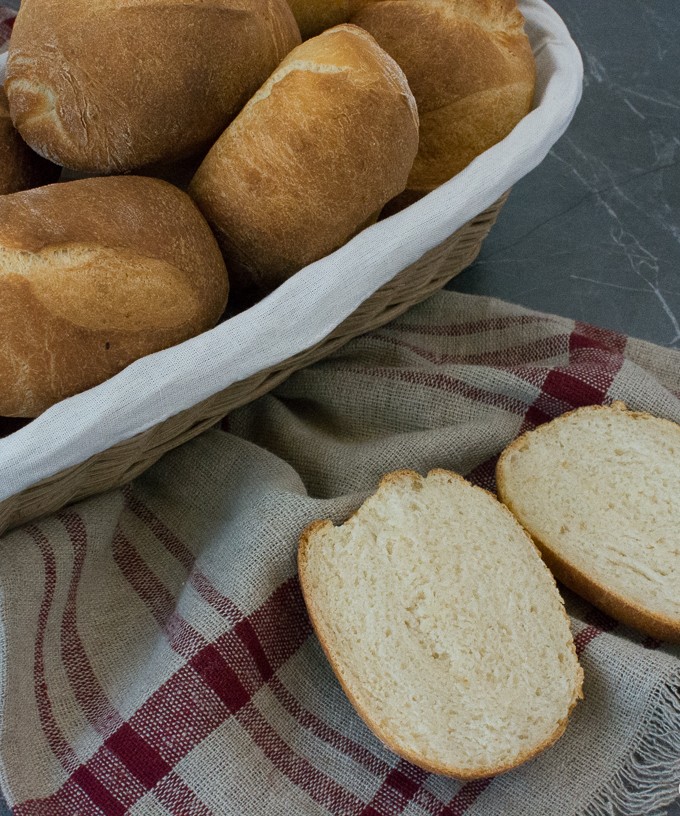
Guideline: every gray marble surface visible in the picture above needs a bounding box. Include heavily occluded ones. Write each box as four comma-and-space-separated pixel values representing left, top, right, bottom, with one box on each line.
1, 1, 678, 815
451, 0, 680, 352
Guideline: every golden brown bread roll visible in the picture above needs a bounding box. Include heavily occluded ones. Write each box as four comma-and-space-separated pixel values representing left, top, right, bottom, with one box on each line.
0, 88, 60, 194
286, 0, 375, 39
189, 25, 419, 302
5, 0, 301, 173
351, 0, 536, 210
0, 177, 228, 417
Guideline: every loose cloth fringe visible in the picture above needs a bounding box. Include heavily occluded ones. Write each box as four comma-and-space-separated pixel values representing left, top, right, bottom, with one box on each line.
582, 669, 680, 816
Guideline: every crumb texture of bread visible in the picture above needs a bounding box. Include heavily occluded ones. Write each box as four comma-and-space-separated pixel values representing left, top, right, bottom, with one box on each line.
299, 470, 582, 778
497, 405, 680, 640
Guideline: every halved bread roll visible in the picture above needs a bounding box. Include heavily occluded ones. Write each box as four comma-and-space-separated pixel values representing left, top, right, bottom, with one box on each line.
497, 402, 680, 642
299, 469, 583, 778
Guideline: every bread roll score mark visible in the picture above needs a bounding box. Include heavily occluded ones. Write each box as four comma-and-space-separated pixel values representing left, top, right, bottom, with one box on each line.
240, 25, 417, 124
0, 86, 61, 194
5, 69, 131, 170
421, 0, 527, 33
0, 245, 199, 332
3, 78, 71, 163
242, 60, 348, 112
0, 176, 227, 417
299, 469, 583, 778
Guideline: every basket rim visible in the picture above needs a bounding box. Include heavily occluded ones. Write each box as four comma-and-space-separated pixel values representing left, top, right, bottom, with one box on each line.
0, 0, 583, 503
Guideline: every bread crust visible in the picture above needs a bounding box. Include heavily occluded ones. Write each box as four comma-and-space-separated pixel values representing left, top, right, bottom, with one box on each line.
0, 88, 59, 195
496, 402, 680, 643
5, 0, 301, 172
299, 468, 583, 779
0, 176, 228, 417
351, 0, 536, 209
190, 24, 419, 302
286, 0, 375, 39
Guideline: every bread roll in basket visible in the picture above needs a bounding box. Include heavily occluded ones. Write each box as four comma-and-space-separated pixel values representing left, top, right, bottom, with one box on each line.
0, 0, 583, 534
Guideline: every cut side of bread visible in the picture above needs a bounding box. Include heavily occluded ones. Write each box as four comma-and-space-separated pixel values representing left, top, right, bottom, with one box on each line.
299, 469, 582, 779
497, 402, 680, 642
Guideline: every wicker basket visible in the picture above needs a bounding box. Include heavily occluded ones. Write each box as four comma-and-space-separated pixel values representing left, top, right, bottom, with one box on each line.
0, 192, 508, 535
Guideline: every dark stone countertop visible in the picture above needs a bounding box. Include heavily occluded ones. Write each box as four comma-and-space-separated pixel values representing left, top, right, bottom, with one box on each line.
452, 0, 680, 353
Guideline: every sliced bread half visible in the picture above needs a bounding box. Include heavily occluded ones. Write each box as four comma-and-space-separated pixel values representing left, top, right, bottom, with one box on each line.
497, 402, 680, 642
298, 469, 583, 779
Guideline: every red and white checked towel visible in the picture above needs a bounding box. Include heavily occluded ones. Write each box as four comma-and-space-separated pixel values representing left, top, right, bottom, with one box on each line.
0, 289, 679, 815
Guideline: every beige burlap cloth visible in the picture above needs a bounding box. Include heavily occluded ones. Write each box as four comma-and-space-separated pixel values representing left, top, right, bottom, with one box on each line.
0, 291, 678, 815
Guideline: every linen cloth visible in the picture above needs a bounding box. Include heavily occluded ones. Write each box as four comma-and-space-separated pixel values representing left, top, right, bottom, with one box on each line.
0, 290, 678, 816
0, 0, 583, 501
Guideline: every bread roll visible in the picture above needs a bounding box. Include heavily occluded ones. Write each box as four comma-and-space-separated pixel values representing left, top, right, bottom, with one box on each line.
0, 177, 228, 417
351, 0, 536, 210
286, 0, 373, 39
189, 25, 419, 301
5, 0, 301, 173
0, 88, 60, 195
497, 402, 680, 642
299, 469, 582, 778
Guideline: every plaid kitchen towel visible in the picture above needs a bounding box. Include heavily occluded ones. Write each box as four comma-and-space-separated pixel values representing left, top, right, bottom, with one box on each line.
0, 291, 678, 816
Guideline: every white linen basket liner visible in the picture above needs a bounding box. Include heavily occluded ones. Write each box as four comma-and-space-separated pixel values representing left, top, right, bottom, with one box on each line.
0, 0, 583, 503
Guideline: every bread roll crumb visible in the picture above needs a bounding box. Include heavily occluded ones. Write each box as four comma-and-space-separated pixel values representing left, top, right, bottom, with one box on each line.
497, 404, 680, 642
299, 469, 583, 778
